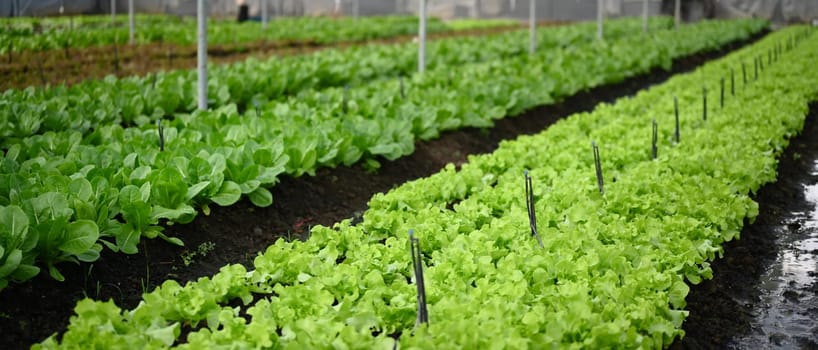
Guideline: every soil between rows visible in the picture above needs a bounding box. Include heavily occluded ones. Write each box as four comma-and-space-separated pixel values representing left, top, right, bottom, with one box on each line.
0, 32, 772, 349
671, 103, 818, 350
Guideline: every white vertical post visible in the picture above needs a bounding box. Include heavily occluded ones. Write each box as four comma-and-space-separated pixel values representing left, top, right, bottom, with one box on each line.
128, 0, 135, 44
674, 0, 680, 29
197, 0, 208, 110
354, 0, 359, 20
597, 0, 604, 40
419, 0, 426, 73
642, 0, 649, 33
111, 0, 116, 26
261, 0, 268, 29
529, 0, 536, 54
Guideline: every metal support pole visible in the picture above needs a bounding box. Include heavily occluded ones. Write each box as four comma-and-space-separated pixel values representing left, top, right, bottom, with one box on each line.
597, 0, 604, 40
262, 0, 268, 29
674, 0, 680, 29
529, 0, 536, 54
111, 0, 116, 26
197, 0, 208, 110
354, 0, 359, 20
642, 0, 649, 32
128, 0, 135, 44
418, 0, 426, 73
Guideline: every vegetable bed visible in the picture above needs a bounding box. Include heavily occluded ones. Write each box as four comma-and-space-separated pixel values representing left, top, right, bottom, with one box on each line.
24, 24, 817, 350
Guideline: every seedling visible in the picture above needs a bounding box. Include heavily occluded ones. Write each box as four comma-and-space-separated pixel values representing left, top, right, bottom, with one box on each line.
524, 170, 544, 248
651, 119, 658, 160
592, 141, 604, 195
409, 229, 428, 328
674, 96, 680, 143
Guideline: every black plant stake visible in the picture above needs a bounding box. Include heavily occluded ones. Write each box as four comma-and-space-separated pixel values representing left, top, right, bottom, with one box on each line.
157, 119, 165, 151
524, 170, 544, 248
651, 119, 658, 160
768, 48, 772, 65
674, 96, 680, 143
342, 85, 349, 114
399, 76, 405, 99
7, 42, 12, 64
719, 78, 724, 109
742, 62, 747, 85
113, 42, 120, 73
151, 73, 157, 90
36, 57, 46, 85
254, 101, 261, 117
730, 68, 735, 96
702, 85, 707, 121
758, 54, 763, 72
754, 57, 758, 81
592, 141, 604, 195
409, 229, 429, 328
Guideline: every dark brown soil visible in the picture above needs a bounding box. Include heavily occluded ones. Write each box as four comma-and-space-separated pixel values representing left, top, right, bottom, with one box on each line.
670, 103, 818, 350
0, 22, 568, 91
0, 32, 771, 349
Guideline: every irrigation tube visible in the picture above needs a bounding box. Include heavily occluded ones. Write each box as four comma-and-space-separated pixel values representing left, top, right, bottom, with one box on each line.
529, 0, 536, 54
197, 0, 207, 110
418, 0, 426, 73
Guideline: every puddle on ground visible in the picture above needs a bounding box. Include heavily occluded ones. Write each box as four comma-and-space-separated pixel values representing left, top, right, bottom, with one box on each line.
730, 160, 818, 349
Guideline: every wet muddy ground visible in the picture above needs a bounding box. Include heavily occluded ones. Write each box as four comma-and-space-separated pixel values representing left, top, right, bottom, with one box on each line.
674, 103, 818, 350
4, 30, 817, 349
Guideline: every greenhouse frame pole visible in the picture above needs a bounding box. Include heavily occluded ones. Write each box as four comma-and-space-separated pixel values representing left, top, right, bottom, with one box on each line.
261, 0, 268, 29
419, 0, 426, 73
529, 0, 535, 54
597, 0, 604, 40
111, 0, 116, 26
197, 0, 208, 110
128, 0, 135, 44
674, 0, 680, 29
354, 0, 359, 20
642, 0, 649, 32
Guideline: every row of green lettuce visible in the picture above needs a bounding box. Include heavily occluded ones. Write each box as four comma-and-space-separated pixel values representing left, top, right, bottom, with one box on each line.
33, 25, 817, 349
0, 17, 764, 285
0, 17, 674, 140
0, 19, 766, 290
0, 15, 461, 54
